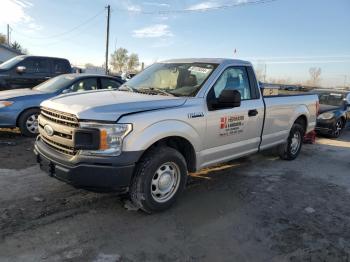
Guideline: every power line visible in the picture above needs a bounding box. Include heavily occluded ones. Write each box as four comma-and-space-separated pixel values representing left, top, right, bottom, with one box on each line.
114, 0, 279, 15
11, 9, 105, 40
24, 18, 104, 47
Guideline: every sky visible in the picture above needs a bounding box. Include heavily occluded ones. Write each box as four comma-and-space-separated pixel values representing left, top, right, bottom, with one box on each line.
0, 0, 350, 87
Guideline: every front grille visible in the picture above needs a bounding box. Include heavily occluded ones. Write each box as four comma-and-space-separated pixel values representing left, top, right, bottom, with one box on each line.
41, 107, 79, 128
40, 135, 77, 155
39, 107, 78, 156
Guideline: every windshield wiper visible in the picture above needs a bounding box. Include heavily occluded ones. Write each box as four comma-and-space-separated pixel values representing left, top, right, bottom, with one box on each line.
138, 87, 175, 97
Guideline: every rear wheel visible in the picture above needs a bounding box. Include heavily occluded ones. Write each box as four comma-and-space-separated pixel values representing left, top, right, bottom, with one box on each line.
130, 146, 187, 213
330, 119, 344, 138
18, 108, 40, 137
279, 123, 304, 160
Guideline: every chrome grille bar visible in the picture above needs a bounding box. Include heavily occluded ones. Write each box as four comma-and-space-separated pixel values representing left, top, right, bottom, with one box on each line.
39, 108, 79, 156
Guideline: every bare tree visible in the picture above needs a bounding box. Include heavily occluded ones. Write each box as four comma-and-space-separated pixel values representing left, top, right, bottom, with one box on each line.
110, 48, 128, 73
85, 63, 95, 69
309, 67, 322, 86
254, 62, 266, 82
11, 41, 22, 52
0, 33, 6, 44
127, 53, 140, 72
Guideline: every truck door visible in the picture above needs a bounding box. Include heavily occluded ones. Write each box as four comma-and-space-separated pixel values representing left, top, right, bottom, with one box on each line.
10, 57, 51, 88
202, 66, 264, 167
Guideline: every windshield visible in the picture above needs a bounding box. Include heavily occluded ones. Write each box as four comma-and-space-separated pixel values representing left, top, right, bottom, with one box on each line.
119, 62, 217, 97
33, 75, 76, 93
0, 56, 25, 70
317, 92, 345, 106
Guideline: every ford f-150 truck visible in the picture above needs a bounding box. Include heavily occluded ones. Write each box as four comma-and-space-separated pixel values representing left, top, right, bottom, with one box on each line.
34, 58, 318, 213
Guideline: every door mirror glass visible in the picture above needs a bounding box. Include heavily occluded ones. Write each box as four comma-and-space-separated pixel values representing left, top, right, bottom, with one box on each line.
16, 66, 26, 74
217, 89, 241, 108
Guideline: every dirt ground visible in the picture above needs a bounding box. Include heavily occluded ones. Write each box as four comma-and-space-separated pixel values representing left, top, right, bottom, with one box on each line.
0, 128, 350, 262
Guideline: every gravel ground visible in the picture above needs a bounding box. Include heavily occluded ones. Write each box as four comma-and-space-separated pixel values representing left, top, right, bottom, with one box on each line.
0, 128, 349, 262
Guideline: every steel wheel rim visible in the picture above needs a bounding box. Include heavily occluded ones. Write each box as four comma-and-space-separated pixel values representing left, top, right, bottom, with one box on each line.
151, 162, 181, 203
26, 114, 39, 134
334, 120, 342, 136
290, 131, 301, 155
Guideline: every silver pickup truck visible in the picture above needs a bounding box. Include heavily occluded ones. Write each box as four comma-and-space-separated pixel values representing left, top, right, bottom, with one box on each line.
34, 58, 318, 213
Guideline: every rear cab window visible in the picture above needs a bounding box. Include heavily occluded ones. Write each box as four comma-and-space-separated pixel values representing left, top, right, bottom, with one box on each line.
53, 59, 71, 74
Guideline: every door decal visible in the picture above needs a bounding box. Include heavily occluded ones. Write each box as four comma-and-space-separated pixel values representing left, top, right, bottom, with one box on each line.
219, 115, 245, 136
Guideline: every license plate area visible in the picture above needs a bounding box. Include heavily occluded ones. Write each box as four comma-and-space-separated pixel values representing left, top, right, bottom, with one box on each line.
39, 156, 55, 175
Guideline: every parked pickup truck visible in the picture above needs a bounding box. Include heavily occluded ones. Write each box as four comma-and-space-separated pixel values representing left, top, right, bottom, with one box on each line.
0, 55, 72, 91
34, 58, 318, 213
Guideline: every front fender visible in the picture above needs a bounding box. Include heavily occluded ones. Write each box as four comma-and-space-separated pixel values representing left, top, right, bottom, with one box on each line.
123, 120, 202, 153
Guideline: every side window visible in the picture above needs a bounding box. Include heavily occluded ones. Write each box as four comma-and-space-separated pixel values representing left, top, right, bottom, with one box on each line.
69, 78, 98, 92
101, 78, 122, 90
18, 58, 33, 73
20, 58, 50, 74
54, 60, 70, 74
212, 67, 251, 100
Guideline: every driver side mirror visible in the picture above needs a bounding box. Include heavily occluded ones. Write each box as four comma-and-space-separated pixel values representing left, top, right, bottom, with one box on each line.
211, 89, 241, 110
16, 66, 26, 74
344, 99, 350, 109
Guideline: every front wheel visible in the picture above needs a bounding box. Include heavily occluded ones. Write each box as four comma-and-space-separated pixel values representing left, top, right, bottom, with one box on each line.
18, 108, 40, 137
279, 123, 304, 160
130, 146, 188, 213
330, 119, 344, 138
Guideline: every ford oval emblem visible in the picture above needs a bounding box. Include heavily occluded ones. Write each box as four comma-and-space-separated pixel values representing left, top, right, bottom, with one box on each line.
44, 124, 54, 136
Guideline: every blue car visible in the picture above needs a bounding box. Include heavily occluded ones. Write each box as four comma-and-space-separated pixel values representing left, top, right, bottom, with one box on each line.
0, 74, 124, 136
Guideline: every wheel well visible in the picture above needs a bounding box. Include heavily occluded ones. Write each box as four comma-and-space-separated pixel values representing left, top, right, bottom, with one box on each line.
294, 115, 307, 132
142, 136, 196, 172
340, 116, 346, 124
16, 107, 40, 127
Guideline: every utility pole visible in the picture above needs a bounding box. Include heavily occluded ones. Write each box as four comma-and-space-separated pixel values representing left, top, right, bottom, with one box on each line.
105, 5, 110, 75
7, 24, 10, 45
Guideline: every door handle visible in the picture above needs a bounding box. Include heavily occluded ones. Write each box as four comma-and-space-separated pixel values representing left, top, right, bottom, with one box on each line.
248, 109, 258, 117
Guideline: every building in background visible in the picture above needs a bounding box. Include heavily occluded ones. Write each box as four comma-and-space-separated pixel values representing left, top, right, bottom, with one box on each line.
0, 44, 22, 63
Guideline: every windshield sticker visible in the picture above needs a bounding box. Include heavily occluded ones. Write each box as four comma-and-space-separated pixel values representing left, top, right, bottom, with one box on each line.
219, 115, 245, 136
189, 66, 211, 74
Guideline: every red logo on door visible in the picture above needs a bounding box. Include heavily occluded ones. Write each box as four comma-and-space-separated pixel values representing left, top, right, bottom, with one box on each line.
220, 117, 227, 129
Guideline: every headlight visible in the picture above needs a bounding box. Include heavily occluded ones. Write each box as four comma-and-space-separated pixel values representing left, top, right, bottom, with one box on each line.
0, 101, 14, 108
79, 123, 132, 156
317, 112, 335, 120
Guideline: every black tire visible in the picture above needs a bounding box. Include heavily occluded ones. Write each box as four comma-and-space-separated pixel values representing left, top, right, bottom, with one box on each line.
330, 119, 344, 138
130, 146, 188, 213
279, 123, 305, 160
18, 108, 40, 137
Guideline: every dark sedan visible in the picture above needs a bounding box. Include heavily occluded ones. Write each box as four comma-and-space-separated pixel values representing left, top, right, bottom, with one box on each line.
314, 89, 350, 138
0, 74, 124, 136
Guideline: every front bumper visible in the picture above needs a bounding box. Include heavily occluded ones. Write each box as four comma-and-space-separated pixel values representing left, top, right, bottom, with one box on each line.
0, 108, 20, 127
34, 136, 143, 190
315, 118, 336, 135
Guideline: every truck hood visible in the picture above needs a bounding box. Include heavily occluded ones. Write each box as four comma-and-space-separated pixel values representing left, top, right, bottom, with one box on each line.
0, 88, 45, 100
41, 90, 187, 121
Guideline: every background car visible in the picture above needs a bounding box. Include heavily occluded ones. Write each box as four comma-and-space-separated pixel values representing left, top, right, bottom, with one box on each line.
314, 89, 350, 138
0, 55, 72, 91
0, 74, 124, 136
